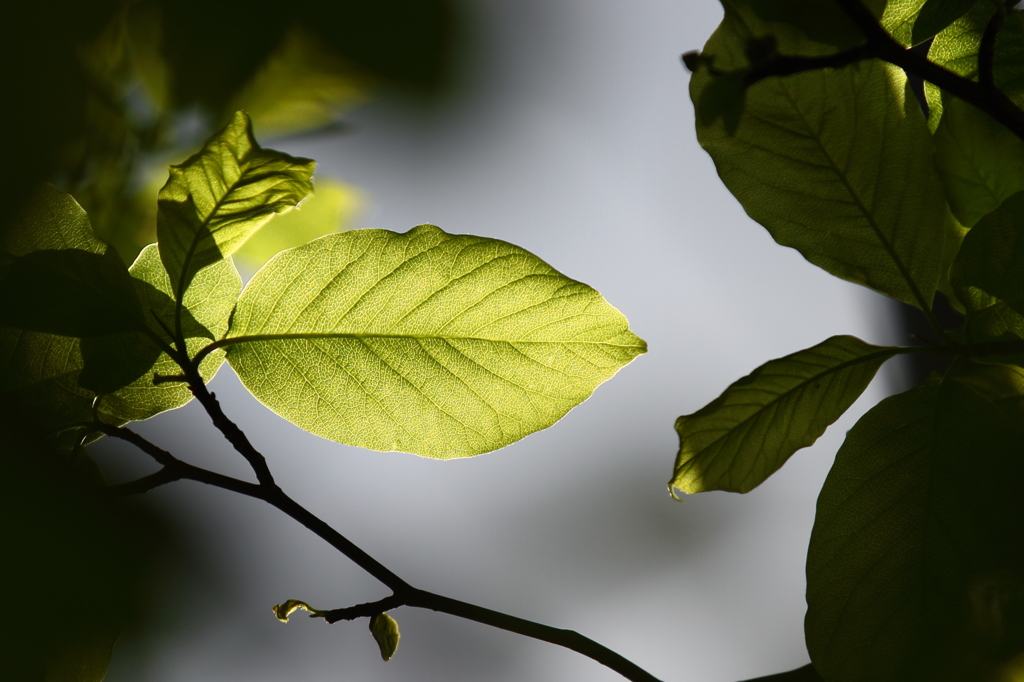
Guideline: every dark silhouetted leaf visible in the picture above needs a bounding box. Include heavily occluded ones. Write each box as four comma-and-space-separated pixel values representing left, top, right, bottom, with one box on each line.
671, 336, 897, 495
806, 381, 1024, 681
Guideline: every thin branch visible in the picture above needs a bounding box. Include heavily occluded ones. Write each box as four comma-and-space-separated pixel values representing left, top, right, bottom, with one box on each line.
98, 421, 665, 682
322, 595, 405, 623
108, 468, 182, 496
179, 359, 278, 490
405, 589, 663, 682
979, 6, 1008, 90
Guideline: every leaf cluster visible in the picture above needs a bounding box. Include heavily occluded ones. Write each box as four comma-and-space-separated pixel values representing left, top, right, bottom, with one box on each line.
0, 111, 646, 678
680, 1, 1024, 679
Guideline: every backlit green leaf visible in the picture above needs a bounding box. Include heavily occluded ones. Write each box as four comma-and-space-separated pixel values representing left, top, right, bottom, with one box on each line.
157, 111, 314, 300
670, 336, 897, 495
224, 225, 646, 458
693, 17, 953, 309
806, 381, 1024, 681
925, 7, 1024, 128
934, 97, 1024, 227
911, 0, 981, 45
882, 0, 928, 46
234, 178, 362, 268
229, 26, 368, 138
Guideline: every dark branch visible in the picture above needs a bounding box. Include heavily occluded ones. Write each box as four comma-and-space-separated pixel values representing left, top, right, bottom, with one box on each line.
744, 44, 873, 87
323, 595, 405, 623
979, 7, 1007, 90
406, 589, 664, 682
180, 359, 278, 490
739, 664, 823, 682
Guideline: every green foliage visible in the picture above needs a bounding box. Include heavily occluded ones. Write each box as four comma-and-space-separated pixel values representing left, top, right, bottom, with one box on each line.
683, 3, 1024, 679
225, 225, 645, 458
671, 336, 898, 495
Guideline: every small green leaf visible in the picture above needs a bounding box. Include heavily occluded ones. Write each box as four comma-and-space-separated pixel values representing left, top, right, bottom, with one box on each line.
806, 381, 1024, 681
225, 225, 646, 458
157, 110, 314, 300
693, 20, 952, 309
369, 613, 400, 661
670, 336, 897, 495
272, 599, 327, 623
934, 97, 1024, 227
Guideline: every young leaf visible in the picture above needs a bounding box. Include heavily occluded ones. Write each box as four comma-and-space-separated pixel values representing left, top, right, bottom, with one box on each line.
693, 16, 952, 310
369, 613, 400, 661
806, 381, 1024, 682
223, 225, 646, 458
157, 111, 314, 300
670, 336, 897, 495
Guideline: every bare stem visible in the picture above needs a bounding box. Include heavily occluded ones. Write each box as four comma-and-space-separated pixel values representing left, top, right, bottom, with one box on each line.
99, 421, 664, 682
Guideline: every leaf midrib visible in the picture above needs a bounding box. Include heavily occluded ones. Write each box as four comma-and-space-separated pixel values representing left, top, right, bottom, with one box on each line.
776, 71, 933, 311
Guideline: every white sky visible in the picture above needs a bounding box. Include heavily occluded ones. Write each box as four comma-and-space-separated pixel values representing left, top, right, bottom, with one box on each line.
97, 2, 907, 681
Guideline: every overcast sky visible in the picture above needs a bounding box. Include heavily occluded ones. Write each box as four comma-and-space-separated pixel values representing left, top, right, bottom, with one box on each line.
96, 2, 907, 681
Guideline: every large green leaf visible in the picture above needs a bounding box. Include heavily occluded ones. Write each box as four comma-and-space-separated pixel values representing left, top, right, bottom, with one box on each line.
670, 336, 897, 495
693, 15, 953, 309
156, 110, 314, 300
806, 381, 1024, 682
934, 97, 1024, 227
223, 225, 646, 458
925, 7, 1024, 129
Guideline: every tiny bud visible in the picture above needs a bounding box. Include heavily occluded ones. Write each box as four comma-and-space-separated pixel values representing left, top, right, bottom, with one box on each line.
369, 612, 401, 661
681, 51, 703, 72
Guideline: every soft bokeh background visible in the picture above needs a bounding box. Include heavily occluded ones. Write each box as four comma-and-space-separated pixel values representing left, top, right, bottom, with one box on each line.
93, 2, 909, 680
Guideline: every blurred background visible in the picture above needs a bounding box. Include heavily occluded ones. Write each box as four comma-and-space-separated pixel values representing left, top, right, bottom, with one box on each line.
5, 1, 918, 680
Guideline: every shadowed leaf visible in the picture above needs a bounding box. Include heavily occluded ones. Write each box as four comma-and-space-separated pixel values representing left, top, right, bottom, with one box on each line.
806, 381, 1024, 681
225, 225, 646, 458
671, 336, 897, 495
935, 98, 1024, 227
